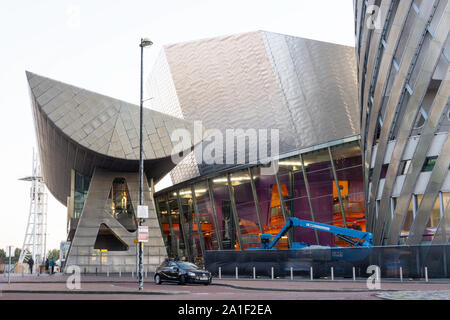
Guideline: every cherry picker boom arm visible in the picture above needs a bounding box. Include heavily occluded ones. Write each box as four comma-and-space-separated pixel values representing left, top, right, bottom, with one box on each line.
261, 218, 373, 249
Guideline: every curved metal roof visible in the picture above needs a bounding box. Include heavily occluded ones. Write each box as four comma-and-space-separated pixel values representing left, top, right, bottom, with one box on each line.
27, 71, 195, 205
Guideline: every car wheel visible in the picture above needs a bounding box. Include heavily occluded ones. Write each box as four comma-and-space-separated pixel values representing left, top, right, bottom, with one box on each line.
154, 274, 161, 285
178, 274, 186, 285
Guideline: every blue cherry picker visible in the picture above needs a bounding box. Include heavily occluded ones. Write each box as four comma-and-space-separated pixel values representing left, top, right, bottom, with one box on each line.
246, 218, 374, 277
258, 217, 373, 250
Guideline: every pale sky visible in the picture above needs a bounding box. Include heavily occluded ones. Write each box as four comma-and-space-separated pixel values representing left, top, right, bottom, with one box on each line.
0, 0, 355, 252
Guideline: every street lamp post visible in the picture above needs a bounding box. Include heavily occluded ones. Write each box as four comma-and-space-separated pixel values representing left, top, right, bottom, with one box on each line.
138, 37, 153, 291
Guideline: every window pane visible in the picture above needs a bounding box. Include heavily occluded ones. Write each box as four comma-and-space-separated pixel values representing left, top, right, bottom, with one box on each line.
73, 171, 90, 219
178, 188, 199, 258
193, 181, 219, 251
108, 177, 137, 232
211, 176, 239, 250
331, 142, 366, 237
303, 149, 335, 246
423, 193, 446, 241
422, 156, 438, 172
251, 166, 288, 249
400, 195, 415, 244
167, 192, 187, 258
229, 170, 261, 249
278, 156, 317, 245
156, 195, 173, 256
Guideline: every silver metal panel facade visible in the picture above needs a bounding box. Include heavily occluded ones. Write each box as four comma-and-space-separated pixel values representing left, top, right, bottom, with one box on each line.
355, 0, 450, 245
27, 72, 195, 205
262, 32, 359, 148
147, 31, 359, 185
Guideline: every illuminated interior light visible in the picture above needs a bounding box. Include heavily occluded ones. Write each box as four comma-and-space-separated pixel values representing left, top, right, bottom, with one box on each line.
279, 161, 303, 166
213, 176, 252, 183
121, 192, 127, 209
173, 189, 207, 196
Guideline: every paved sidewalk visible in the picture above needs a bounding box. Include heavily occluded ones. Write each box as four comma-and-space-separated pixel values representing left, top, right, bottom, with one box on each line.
1, 274, 450, 300
376, 290, 450, 300
0, 281, 189, 296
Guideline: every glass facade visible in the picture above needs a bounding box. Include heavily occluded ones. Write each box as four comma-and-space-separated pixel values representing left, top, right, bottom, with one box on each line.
211, 175, 239, 251
73, 171, 91, 219
154, 140, 369, 263
193, 181, 220, 251
108, 178, 137, 232
252, 166, 288, 249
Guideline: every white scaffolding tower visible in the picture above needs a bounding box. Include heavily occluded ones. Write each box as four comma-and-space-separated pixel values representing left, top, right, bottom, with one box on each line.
19, 149, 48, 265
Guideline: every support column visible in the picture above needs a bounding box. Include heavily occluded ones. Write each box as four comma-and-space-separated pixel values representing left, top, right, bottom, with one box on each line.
165, 195, 177, 257
328, 146, 348, 228
273, 166, 291, 248
300, 154, 320, 245
248, 167, 264, 235
207, 179, 223, 250
191, 185, 206, 258
176, 192, 193, 262
153, 199, 168, 251
227, 173, 243, 250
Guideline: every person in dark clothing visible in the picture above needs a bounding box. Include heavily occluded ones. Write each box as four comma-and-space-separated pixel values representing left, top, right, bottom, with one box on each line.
49, 258, 55, 274
27, 257, 34, 274
45, 258, 49, 274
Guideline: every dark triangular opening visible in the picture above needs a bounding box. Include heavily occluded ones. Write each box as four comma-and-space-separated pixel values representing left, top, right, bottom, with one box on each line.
94, 223, 129, 251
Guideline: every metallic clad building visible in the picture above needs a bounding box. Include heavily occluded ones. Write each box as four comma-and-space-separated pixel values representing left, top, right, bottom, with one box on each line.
27, 72, 196, 272
147, 31, 359, 185
146, 32, 367, 262
355, 0, 450, 245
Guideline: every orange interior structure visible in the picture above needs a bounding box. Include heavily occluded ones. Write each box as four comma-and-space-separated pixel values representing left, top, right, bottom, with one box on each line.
333, 180, 366, 247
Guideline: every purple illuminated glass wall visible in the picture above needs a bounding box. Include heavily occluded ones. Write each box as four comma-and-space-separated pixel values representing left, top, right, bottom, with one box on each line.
155, 140, 365, 262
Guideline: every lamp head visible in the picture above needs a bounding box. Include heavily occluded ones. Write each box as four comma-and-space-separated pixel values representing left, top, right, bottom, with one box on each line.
140, 38, 153, 47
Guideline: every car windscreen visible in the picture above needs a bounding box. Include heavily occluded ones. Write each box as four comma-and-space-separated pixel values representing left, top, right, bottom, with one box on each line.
176, 262, 199, 270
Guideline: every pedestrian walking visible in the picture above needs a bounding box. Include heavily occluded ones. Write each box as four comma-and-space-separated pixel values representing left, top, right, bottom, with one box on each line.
49, 258, 55, 275
27, 257, 34, 274
45, 258, 49, 274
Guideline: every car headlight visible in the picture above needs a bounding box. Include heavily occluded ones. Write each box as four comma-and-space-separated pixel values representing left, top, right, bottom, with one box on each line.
188, 272, 196, 277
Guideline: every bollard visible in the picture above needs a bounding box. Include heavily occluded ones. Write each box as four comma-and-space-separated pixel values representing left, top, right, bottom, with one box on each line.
399, 267, 403, 282
145, 269, 148, 278
132, 270, 134, 278
290, 267, 293, 280
310, 266, 313, 281
253, 267, 256, 280
425, 267, 428, 282
235, 266, 238, 280
219, 267, 222, 280
331, 267, 334, 281
271, 267, 274, 280
119, 269, 122, 278
352, 267, 356, 281
107, 266, 109, 277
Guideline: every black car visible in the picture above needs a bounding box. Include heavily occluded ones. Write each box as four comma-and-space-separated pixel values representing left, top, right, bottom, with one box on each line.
154, 260, 212, 285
